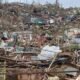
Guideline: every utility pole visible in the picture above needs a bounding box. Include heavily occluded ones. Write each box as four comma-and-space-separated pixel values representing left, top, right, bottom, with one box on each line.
55, 0, 59, 9
56, 0, 59, 6
26, 0, 27, 4
46, 0, 48, 3
32, 0, 35, 5
20, 0, 21, 3
5, 0, 8, 3
17, 0, 19, 3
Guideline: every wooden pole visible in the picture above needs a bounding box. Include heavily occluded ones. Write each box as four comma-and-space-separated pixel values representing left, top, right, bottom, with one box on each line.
47, 54, 58, 72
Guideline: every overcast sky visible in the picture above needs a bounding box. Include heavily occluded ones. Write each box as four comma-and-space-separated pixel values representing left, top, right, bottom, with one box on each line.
3, 0, 80, 8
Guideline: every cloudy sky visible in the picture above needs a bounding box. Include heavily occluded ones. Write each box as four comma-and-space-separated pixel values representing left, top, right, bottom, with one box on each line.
3, 0, 80, 8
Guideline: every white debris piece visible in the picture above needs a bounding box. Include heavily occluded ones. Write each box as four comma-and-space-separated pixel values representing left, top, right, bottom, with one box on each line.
38, 45, 62, 60
48, 76, 59, 80
64, 67, 78, 77
76, 75, 80, 80
0, 40, 7, 48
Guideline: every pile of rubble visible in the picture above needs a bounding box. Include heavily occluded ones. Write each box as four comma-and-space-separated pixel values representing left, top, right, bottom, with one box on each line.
0, 2, 79, 80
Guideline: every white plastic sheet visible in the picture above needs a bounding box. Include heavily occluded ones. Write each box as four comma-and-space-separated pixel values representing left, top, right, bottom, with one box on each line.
38, 45, 62, 60
0, 41, 7, 48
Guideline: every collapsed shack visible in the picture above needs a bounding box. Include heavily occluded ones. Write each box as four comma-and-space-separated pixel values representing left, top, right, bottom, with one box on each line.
6, 66, 80, 80
0, 48, 80, 80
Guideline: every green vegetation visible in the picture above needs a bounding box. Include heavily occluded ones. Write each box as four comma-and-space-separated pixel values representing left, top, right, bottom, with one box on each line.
64, 44, 80, 52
